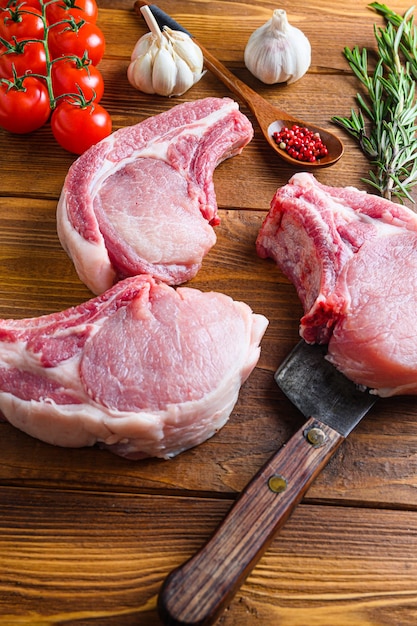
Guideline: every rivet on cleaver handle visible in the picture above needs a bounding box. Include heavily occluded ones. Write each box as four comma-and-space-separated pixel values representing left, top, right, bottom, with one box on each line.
157, 343, 376, 626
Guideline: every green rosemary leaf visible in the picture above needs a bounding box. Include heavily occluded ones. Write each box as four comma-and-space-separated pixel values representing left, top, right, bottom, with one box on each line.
353, 107, 367, 131
389, 173, 416, 202
332, 4, 417, 203
361, 136, 379, 158
356, 92, 375, 121
360, 172, 387, 195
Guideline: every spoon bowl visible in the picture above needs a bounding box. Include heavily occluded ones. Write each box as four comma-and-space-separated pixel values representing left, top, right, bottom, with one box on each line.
264, 119, 344, 169
199, 50, 344, 168
134, 1, 345, 168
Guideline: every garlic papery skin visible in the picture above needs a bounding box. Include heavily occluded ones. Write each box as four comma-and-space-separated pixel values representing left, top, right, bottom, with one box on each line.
127, 6, 205, 97
244, 9, 311, 85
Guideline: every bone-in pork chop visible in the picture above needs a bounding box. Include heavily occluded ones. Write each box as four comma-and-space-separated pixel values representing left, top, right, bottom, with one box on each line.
256, 172, 417, 397
0, 275, 268, 459
57, 97, 253, 294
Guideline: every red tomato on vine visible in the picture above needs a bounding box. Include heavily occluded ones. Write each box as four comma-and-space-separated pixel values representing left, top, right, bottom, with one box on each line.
0, 0, 42, 9
51, 99, 112, 154
0, 75, 50, 133
45, 0, 98, 25
51, 56, 104, 102
0, 0, 109, 152
0, 38, 47, 77
0, 6, 44, 40
48, 20, 105, 66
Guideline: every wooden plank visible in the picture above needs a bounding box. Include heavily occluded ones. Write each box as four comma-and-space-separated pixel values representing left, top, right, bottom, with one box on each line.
1, 486, 417, 625
98, 0, 402, 66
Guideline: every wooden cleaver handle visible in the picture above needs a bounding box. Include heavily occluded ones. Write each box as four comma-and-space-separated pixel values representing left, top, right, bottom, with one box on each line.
157, 416, 344, 626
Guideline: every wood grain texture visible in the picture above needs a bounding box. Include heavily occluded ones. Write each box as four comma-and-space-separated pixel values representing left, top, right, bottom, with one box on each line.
1, 0, 417, 624
158, 418, 344, 626
1, 488, 417, 626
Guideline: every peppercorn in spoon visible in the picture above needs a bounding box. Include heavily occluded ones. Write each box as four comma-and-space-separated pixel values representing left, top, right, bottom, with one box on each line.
134, 1, 344, 168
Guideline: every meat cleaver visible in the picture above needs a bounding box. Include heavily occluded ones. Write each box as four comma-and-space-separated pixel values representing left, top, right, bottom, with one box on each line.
157, 341, 377, 626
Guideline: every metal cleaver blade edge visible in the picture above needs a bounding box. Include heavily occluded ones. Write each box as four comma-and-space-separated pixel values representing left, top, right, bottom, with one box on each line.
274, 340, 377, 437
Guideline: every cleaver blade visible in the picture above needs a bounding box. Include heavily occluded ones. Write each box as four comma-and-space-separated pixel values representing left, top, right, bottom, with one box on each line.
157, 341, 377, 626
275, 340, 377, 436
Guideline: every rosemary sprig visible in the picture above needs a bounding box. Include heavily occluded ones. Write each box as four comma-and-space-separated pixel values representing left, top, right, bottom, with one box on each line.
332, 4, 417, 203
370, 2, 417, 78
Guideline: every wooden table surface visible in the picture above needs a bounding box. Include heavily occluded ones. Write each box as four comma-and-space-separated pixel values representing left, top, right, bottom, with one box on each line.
2, 1, 417, 624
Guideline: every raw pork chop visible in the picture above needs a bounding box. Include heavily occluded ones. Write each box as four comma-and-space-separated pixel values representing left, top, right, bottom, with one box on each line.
256, 171, 417, 397
0, 275, 268, 459
57, 97, 253, 295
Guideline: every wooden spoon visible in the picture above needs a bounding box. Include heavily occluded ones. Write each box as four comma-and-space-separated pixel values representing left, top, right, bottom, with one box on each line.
134, 1, 344, 168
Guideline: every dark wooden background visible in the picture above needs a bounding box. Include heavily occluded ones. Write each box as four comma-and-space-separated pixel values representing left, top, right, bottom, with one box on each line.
1, 1, 417, 624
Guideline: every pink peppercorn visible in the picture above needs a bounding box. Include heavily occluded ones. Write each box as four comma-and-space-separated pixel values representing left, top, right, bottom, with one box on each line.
273, 125, 329, 162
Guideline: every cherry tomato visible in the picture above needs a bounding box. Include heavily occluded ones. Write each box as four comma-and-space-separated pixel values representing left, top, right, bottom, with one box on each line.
0, 75, 50, 133
0, 38, 47, 77
51, 57, 104, 102
0, 6, 44, 40
0, 0, 42, 9
51, 100, 112, 154
48, 20, 105, 65
45, 0, 98, 25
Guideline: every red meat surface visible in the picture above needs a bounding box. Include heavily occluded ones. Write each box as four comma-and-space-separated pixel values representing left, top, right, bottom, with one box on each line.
257, 172, 417, 397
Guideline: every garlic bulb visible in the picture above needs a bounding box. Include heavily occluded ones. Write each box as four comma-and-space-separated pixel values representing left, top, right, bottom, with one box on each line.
244, 9, 311, 85
127, 6, 205, 97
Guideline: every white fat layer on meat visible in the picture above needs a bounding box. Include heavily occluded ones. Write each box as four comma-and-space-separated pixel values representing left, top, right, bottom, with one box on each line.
293, 171, 417, 235
57, 194, 117, 295
330, 198, 411, 237
0, 320, 265, 458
